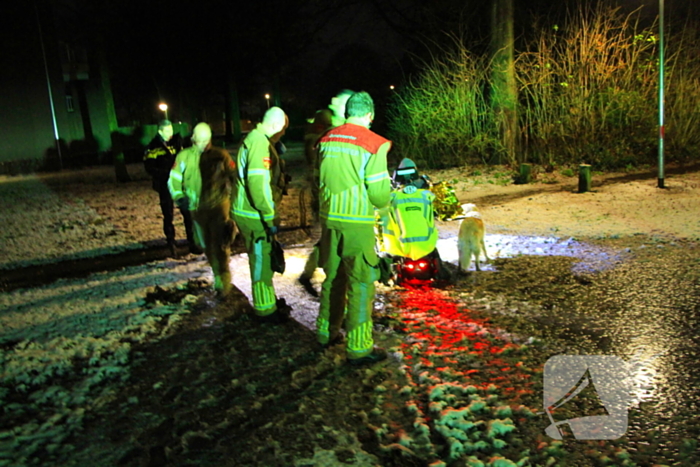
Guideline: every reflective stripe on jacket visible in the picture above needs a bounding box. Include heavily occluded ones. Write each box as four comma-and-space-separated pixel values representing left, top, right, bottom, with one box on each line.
381, 186, 437, 260
145, 134, 181, 181
233, 126, 276, 227
168, 146, 203, 211
318, 122, 392, 228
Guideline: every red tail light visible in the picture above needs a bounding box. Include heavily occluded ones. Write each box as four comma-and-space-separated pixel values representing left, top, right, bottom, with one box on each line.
398, 255, 437, 285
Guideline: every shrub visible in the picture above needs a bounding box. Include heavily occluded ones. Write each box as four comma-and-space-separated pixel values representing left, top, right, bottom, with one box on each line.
389, 5, 700, 170
387, 40, 501, 169
518, 5, 662, 168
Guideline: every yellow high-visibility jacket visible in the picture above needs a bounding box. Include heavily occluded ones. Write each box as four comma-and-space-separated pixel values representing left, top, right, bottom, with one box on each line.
380, 186, 438, 260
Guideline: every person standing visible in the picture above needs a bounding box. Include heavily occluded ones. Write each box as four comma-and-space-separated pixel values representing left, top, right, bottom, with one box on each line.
317, 91, 392, 365
168, 123, 236, 296
268, 113, 291, 208
298, 89, 354, 296
144, 120, 199, 257
233, 107, 291, 323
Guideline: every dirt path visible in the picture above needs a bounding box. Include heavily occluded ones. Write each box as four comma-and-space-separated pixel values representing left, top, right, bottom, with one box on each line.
430, 163, 700, 241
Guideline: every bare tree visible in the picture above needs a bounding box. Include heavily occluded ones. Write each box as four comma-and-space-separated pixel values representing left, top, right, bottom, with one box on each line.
490, 0, 517, 165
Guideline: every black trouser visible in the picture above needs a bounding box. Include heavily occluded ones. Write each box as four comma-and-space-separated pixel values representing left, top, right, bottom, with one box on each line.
157, 185, 194, 245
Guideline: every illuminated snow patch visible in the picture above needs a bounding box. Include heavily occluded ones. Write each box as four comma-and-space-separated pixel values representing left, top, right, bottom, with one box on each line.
229, 246, 325, 331
225, 234, 623, 333
437, 233, 623, 273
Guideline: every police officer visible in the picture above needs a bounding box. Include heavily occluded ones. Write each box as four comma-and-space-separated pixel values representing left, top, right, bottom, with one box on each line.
317, 91, 391, 365
233, 107, 291, 323
144, 119, 198, 256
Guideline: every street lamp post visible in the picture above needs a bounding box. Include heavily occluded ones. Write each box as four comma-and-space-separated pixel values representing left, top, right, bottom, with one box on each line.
264, 94, 270, 109
657, 0, 665, 189
158, 103, 168, 120
34, 0, 62, 169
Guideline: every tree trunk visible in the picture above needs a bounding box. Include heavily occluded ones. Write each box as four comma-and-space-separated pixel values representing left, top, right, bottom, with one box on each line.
225, 74, 241, 143
490, 0, 517, 166
99, 48, 130, 182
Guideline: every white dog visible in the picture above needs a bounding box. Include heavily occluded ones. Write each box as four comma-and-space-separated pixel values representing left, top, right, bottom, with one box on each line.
457, 204, 489, 272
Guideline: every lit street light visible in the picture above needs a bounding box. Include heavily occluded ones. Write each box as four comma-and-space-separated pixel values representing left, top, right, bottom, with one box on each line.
264, 94, 270, 109
158, 103, 168, 120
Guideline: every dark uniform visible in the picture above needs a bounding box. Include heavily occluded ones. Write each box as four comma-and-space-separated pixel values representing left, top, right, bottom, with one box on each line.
144, 132, 195, 251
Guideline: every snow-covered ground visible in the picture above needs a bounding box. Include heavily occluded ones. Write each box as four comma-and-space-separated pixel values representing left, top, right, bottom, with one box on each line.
2, 156, 697, 465
0, 159, 625, 339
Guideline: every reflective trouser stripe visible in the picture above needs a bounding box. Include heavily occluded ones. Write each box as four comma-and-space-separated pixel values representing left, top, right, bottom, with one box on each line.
253, 281, 276, 315
347, 321, 374, 358
317, 307, 347, 343
235, 216, 277, 316
317, 318, 330, 342
346, 271, 376, 358
253, 236, 264, 280
316, 253, 348, 344
317, 226, 377, 357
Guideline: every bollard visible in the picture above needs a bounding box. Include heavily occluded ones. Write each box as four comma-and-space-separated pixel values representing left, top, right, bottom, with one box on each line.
114, 152, 131, 183
578, 164, 591, 193
516, 163, 531, 185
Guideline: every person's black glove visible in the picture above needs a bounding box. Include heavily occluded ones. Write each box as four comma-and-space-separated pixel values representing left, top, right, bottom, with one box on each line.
176, 197, 189, 211
267, 225, 278, 236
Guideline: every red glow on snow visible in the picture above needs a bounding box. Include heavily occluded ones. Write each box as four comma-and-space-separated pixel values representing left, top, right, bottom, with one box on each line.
392, 286, 537, 407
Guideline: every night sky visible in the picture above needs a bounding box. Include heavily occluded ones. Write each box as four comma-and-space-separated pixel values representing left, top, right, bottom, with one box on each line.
65, 0, 428, 125
13, 0, 697, 130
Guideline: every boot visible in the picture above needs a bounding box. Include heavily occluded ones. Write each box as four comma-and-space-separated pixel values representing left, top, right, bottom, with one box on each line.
252, 298, 292, 325
347, 347, 388, 366
297, 275, 318, 297
320, 333, 345, 351
167, 240, 179, 258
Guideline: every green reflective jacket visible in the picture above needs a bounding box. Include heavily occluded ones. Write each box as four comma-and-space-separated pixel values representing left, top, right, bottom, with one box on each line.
168, 146, 204, 211
233, 126, 280, 228
318, 122, 392, 229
